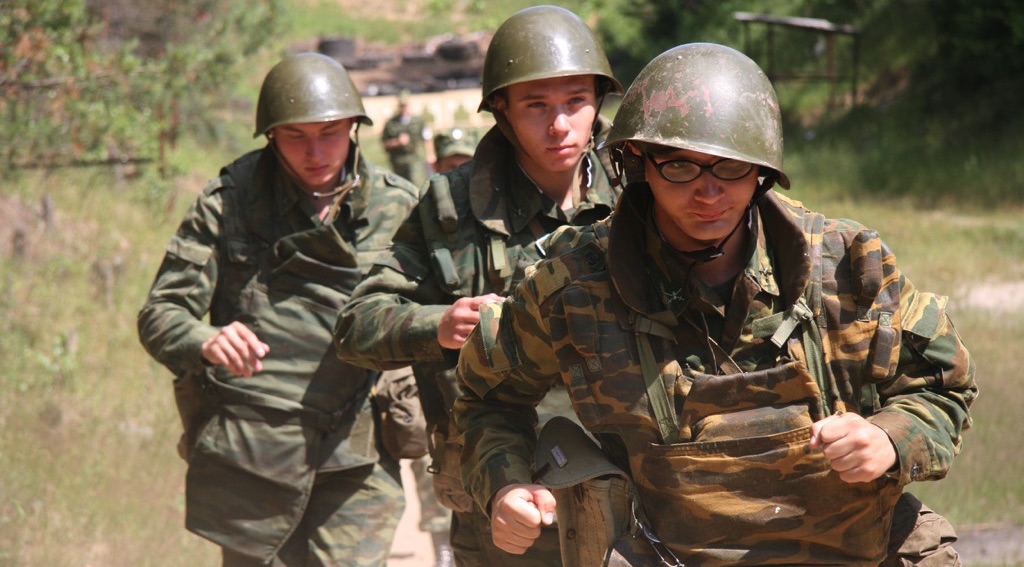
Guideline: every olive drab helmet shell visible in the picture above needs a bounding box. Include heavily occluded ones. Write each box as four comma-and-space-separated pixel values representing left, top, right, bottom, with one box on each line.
254, 52, 372, 138
478, 5, 623, 113
606, 43, 790, 189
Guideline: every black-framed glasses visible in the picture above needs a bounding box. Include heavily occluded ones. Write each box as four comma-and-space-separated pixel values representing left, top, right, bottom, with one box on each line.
643, 152, 754, 184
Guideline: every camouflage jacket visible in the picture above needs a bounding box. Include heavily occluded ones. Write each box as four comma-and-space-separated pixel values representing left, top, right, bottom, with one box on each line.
137, 145, 418, 445
455, 186, 977, 514
382, 112, 426, 159
334, 120, 621, 428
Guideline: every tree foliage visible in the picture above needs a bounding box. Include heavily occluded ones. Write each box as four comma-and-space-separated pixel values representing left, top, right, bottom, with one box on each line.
591, 0, 1024, 203
594, 0, 1024, 126
0, 0, 282, 172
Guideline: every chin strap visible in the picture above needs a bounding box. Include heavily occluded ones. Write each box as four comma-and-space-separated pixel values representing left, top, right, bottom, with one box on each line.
491, 90, 607, 209
656, 202, 752, 265
268, 127, 363, 224
316, 142, 362, 224
653, 171, 779, 265
314, 142, 361, 199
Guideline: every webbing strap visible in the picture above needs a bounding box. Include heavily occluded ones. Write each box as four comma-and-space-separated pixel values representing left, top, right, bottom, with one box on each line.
678, 314, 744, 375
632, 313, 680, 444
794, 298, 838, 415
769, 300, 814, 348
429, 175, 458, 234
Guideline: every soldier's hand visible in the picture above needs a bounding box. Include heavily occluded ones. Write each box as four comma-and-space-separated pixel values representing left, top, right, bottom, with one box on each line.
490, 483, 556, 555
437, 294, 503, 350
200, 321, 269, 378
810, 412, 898, 483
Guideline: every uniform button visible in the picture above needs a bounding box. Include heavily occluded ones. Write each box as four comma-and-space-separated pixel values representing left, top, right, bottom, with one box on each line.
910, 463, 922, 480
585, 251, 600, 265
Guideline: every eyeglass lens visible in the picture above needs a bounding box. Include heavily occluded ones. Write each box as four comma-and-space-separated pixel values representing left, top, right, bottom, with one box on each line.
645, 153, 753, 183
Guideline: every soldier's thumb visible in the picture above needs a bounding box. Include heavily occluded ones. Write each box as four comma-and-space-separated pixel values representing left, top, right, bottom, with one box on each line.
532, 487, 557, 525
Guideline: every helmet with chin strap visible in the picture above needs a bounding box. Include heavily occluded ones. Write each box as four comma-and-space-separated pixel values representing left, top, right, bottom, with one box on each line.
605, 43, 789, 192
479, 5, 622, 114
255, 53, 369, 200
254, 52, 371, 138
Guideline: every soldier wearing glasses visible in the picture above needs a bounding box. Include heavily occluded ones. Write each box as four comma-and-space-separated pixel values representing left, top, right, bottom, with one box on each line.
454, 43, 976, 567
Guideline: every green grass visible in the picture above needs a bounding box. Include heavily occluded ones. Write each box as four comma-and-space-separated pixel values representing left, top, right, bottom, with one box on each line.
279, 0, 593, 45
2, 1, 1022, 563
784, 185, 1024, 528
2, 119, 1021, 565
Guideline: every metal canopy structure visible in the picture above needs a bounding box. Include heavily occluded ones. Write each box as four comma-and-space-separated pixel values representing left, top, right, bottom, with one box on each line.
734, 11, 860, 108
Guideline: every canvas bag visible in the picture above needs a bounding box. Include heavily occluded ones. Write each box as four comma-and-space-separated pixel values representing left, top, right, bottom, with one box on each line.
373, 368, 429, 460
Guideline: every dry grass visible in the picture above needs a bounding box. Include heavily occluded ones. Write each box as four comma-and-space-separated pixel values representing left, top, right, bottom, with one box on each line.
2, 1, 1021, 562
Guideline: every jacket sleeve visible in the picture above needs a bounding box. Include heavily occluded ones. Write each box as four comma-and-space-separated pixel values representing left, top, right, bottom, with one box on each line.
136, 182, 224, 376
334, 196, 453, 370
454, 283, 561, 515
869, 265, 978, 486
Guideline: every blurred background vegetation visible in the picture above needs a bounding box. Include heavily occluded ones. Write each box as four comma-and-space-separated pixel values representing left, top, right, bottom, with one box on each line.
1, 0, 1022, 565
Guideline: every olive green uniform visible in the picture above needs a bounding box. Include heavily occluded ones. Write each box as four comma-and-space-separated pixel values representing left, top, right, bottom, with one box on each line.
334, 121, 621, 566
382, 112, 427, 187
137, 146, 419, 565
455, 187, 977, 565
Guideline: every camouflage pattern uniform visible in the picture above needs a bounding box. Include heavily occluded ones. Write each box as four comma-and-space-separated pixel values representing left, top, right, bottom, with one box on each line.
334, 120, 621, 566
455, 184, 977, 566
137, 143, 419, 565
382, 94, 428, 187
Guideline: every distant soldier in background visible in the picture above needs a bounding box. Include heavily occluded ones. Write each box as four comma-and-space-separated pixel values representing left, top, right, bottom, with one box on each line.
431, 127, 477, 175
334, 6, 623, 566
137, 53, 419, 566
382, 89, 430, 187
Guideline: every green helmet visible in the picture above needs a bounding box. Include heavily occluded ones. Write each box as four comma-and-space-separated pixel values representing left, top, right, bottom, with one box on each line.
433, 128, 478, 160
606, 43, 790, 189
479, 5, 622, 113
254, 52, 371, 138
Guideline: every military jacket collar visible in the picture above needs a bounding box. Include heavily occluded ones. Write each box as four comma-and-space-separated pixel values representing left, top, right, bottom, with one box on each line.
607, 187, 812, 321
467, 118, 617, 237
261, 144, 372, 227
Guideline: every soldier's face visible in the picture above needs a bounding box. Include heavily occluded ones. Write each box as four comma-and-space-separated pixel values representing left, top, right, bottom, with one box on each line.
497, 75, 597, 177
271, 118, 355, 193
643, 146, 759, 252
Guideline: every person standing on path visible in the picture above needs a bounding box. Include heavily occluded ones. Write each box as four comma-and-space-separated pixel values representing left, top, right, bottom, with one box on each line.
334, 6, 623, 566
454, 43, 977, 566
382, 89, 430, 188
137, 53, 420, 566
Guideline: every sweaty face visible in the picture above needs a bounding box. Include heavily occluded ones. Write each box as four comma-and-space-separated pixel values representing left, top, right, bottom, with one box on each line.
497, 75, 597, 180
642, 146, 759, 253
271, 118, 355, 194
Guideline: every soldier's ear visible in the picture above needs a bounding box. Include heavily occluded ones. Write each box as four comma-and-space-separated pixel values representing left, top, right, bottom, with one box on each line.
490, 90, 508, 113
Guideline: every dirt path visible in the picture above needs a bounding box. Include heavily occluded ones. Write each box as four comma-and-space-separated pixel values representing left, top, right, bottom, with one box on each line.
957, 523, 1024, 566
387, 460, 436, 567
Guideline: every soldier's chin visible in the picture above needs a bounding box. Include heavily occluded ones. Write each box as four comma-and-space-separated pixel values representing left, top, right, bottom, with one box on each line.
302, 174, 340, 194
546, 154, 582, 174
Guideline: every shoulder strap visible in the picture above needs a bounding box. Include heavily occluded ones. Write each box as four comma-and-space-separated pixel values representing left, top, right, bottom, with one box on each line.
428, 174, 458, 235
801, 211, 879, 416
425, 172, 463, 292
628, 312, 680, 444
800, 211, 845, 415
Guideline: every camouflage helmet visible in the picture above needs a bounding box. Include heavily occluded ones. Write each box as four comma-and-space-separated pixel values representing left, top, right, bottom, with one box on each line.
433, 128, 478, 160
605, 43, 790, 189
479, 5, 622, 113
254, 52, 372, 138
